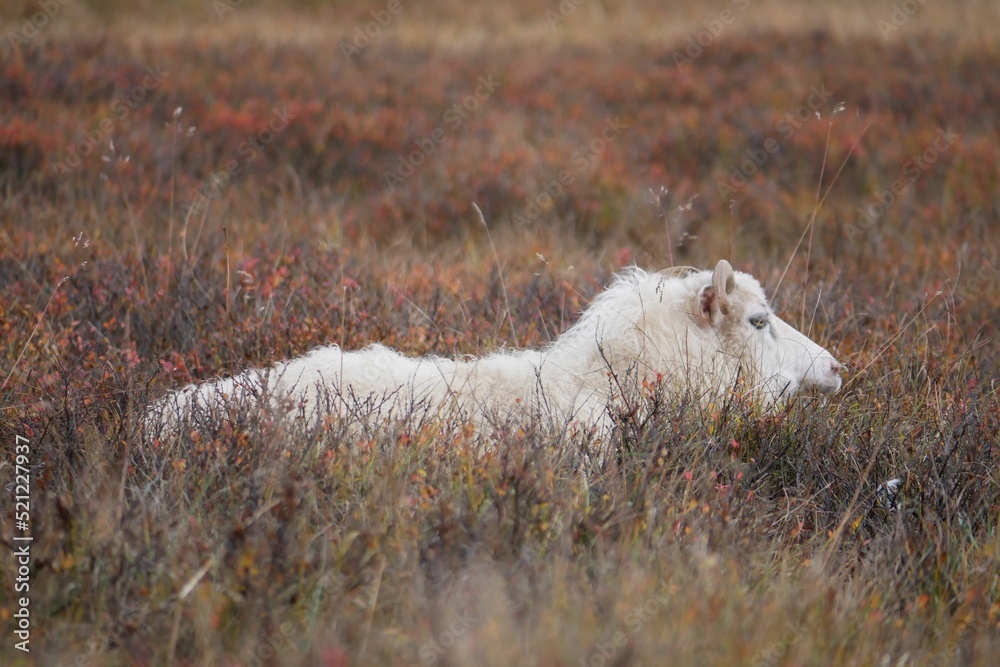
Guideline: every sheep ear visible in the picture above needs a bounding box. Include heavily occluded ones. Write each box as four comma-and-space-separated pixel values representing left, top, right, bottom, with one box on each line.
712, 260, 735, 315
698, 286, 718, 322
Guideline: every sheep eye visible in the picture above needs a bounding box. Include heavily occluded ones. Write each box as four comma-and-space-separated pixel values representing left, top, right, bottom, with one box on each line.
749, 315, 769, 330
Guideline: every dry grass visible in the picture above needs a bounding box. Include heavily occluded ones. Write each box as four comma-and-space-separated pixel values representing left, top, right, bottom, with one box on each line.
1, 1, 999, 665
4, 0, 1000, 50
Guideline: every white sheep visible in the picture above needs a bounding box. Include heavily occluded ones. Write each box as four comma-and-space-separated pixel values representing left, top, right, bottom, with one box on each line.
148, 260, 842, 444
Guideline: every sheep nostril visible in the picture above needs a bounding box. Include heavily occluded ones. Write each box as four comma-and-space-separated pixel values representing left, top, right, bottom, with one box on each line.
831, 361, 843, 375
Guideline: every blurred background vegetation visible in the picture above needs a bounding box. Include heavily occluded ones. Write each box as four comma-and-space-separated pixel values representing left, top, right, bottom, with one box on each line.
1, 1, 998, 665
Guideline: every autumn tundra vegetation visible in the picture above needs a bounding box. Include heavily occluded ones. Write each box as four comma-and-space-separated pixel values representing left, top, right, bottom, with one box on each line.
1, 1, 998, 665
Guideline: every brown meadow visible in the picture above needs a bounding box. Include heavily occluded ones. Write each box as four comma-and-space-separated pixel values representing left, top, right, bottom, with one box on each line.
1, 1, 998, 665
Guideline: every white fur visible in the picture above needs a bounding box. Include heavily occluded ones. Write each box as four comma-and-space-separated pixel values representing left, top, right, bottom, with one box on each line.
148, 261, 842, 442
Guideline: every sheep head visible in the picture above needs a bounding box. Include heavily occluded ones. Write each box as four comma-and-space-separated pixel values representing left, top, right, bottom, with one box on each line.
687, 261, 842, 403
616, 261, 843, 407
